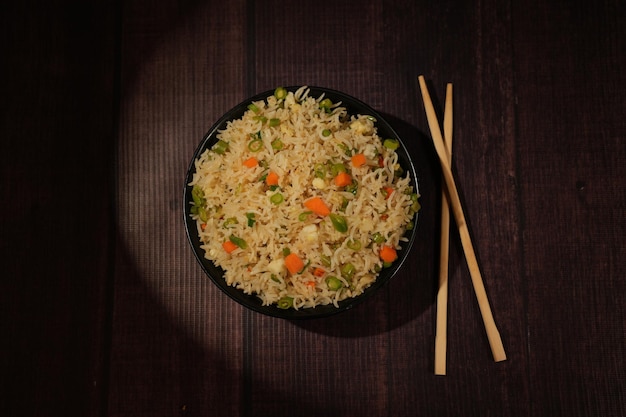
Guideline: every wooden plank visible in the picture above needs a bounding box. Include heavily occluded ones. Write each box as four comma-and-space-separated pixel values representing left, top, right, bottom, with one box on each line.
511, 1, 626, 416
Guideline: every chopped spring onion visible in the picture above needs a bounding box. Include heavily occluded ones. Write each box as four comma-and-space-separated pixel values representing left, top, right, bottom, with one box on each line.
330, 163, 346, 176
271, 138, 283, 150
298, 211, 312, 221
248, 137, 263, 152
248, 103, 261, 113
314, 163, 326, 178
246, 212, 256, 227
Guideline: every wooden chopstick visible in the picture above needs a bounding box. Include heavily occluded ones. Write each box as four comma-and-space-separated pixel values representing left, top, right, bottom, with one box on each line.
435, 83, 453, 375
418, 75, 507, 363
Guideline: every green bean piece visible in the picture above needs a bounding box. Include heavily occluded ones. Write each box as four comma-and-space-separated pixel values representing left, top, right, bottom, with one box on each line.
269, 118, 281, 127
271, 138, 283, 150
383, 138, 400, 150
270, 192, 284, 205
325, 276, 343, 291
341, 263, 356, 280
277, 296, 294, 309
198, 206, 208, 222
246, 212, 256, 227
248, 137, 263, 152
347, 239, 362, 251
319, 98, 333, 113
274, 87, 287, 100
322, 128, 331, 137
270, 274, 281, 283
191, 185, 206, 207
247, 103, 261, 113
223, 217, 238, 228
320, 254, 331, 267
329, 213, 348, 233
212, 140, 229, 154
229, 234, 247, 249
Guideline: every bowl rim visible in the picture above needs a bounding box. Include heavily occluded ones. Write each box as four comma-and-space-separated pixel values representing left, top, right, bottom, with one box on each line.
183, 86, 419, 319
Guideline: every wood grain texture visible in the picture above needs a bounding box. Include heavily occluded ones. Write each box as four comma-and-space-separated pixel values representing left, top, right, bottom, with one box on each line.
2, 0, 624, 416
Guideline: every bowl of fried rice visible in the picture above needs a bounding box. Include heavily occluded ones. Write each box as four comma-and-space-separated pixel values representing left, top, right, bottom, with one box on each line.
183, 86, 420, 319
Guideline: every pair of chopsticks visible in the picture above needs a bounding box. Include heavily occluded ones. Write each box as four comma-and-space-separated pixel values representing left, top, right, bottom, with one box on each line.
418, 75, 506, 375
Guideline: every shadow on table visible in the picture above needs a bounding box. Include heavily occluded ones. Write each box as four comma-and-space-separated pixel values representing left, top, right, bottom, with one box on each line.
293, 116, 452, 337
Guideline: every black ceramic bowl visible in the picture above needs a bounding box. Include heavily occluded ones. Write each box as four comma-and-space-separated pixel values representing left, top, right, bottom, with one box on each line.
183, 86, 419, 319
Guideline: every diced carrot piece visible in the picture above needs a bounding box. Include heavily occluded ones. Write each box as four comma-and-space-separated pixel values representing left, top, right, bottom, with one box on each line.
305, 280, 316, 289
351, 153, 367, 167
222, 240, 238, 254
384, 186, 394, 199
378, 155, 385, 167
266, 171, 279, 186
313, 267, 325, 277
379, 245, 398, 263
303, 197, 331, 217
284, 252, 305, 274
243, 157, 258, 168
334, 172, 352, 187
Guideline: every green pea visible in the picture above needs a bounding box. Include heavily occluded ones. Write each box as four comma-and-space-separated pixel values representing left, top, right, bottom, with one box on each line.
274, 87, 287, 100
322, 128, 331, 137
347, 239, 362, 251
371, 232, 385, 244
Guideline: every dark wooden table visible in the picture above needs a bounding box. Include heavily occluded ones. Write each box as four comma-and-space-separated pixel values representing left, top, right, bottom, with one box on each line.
3, 0, 625, 416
